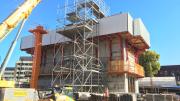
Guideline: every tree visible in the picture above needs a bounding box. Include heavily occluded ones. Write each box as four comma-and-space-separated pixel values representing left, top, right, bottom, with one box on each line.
139, 50, 160, 77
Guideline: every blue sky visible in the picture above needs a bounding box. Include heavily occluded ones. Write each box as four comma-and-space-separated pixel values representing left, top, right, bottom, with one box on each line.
0, 0, 180, 67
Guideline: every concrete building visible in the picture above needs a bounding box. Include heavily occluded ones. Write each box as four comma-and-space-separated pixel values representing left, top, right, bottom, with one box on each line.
2, 68, 15, 80
21, 0, 150, 94
157, 65, 180, 85
21, 13, 150, 93
14, 56, 32, 87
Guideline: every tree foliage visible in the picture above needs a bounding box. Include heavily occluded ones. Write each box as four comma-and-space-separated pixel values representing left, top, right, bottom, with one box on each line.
139, 50, 160, 77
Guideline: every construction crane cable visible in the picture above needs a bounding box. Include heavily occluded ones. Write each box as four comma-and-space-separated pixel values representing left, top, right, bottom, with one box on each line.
0, 19, 27, 78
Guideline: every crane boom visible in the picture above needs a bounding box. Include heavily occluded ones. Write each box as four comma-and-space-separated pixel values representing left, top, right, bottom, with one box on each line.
0, 0, 41, 42
0, 0, 41, 88
0, 19, 27, 78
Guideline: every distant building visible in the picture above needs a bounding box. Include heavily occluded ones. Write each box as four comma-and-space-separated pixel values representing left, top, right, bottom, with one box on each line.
139, 77, 177, 88
157, 65, 180, 85
2, 67, 15, 80
139, 77, 180, 95
14, 56, 32, 87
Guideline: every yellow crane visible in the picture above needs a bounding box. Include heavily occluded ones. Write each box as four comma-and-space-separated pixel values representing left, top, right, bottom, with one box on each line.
0, 0, 41, 42
0, 0, 41, 88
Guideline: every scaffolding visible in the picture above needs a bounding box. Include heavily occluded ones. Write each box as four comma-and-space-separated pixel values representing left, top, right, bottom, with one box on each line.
51, 0, 110, 93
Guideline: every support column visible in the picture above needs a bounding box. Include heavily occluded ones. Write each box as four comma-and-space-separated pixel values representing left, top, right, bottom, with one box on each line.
122, 36, 129, 93
108, 38, 112, 61
119, 36, 124, 61
61, 46, 64, 66
124, 73, 129, 93
29, 26, 47, 89
135, 78, 139, 93
122, 36, 126, 62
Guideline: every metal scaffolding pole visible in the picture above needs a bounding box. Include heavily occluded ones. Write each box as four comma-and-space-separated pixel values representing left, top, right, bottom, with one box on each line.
52, 0, 110, 93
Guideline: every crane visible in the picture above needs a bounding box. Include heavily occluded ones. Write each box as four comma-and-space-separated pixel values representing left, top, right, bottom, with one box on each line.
0, 0, 42, 87
0, 0, 41, 42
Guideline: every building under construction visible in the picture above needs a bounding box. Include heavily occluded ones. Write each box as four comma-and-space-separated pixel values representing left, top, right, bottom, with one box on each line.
21, 0, 150, 94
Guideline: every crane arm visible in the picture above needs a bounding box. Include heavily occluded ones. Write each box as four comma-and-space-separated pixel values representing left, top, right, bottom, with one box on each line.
0, 0, 41, 42
0, 19, 27, 78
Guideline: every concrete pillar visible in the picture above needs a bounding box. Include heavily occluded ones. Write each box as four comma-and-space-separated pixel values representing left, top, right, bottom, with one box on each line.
124, 73, 129, 93
122, 36, 126, 62
122, 36, 129, 93
135, 78, 139, 93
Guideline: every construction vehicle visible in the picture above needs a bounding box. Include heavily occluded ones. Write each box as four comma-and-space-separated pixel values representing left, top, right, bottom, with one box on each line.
39, 86, 75, 101
54, 86, 74, 101
0, 0, 75, 101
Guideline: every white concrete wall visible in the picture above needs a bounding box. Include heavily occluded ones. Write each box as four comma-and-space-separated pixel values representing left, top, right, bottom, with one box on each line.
99, 13, 133, 36
21, 13, 150, 50
134, 19, 150, 47
135, 78, 139, 93
21, 30, 70, 50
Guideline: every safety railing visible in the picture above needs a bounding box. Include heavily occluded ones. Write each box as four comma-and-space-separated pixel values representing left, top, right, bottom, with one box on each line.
108, 60, 144, 77
77, 0, 110, 16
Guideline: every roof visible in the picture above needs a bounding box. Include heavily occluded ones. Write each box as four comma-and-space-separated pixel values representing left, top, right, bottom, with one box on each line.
5, 68, 15, 71
161, 65, 180, 69
20, 56, 32, 61
157, 65, 180, 77
162, 86, 180, 89
139, 77, 177, 87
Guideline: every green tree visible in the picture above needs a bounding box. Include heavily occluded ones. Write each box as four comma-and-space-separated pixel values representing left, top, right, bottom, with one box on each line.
139, 50, 160, 77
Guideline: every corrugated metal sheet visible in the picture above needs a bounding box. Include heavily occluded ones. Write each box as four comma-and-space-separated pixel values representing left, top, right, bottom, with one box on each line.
21, 30, 71, 50
139, 77, 177, 87
134, 19, 150, 47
